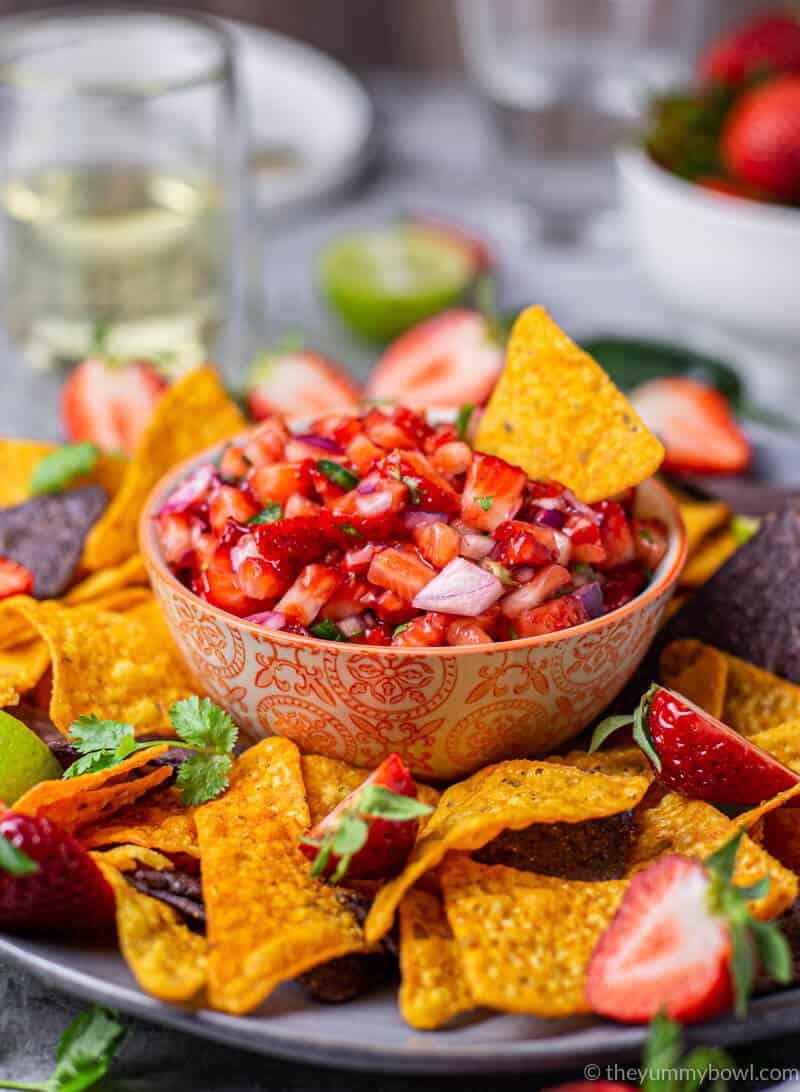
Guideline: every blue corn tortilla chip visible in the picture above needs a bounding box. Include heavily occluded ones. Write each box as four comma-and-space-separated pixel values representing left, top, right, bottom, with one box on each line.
0, 485, 107, 599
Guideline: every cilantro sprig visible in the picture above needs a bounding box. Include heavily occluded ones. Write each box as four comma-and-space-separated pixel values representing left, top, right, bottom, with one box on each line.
0, 1005, 125, 1092
0, 831, 37, 877
302, 783, 433, 883
63, 697, 238, 806
30, 444, 100, 496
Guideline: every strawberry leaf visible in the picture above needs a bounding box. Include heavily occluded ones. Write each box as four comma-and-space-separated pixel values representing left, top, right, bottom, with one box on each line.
169, 696, 238, 754
30, 443, 99, 496
750, 917, 792, 985
589, 714, 635, 753
0, 831, 37, 877
176, 753, 233, 806
307, 839, 332, 880
705, 829, 744, 886
358, 784, 433, 821
632, 686, 662, 771
641, 1011, 733, 1092
330, 812, 369, 882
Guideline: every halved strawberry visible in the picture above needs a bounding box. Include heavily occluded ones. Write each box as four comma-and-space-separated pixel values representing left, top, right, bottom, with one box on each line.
630, 378, 751, 475
700, 11, 800, 86
0, 809, 115, 934
368, 546, 436, 604
299, 752, 433, 880
461, 452, 526, 532
246, 346, 360, 422
586, 833, 791, 1023
592, 685, 800, 807
365, 310, 503, 409
61, 356, 167, 456
275, 563, 340, 626
0, 557, 34, 601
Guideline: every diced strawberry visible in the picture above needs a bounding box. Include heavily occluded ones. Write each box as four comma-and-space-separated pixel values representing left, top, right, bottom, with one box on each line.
236, 556, 288, 602
208, 484, 259, 536
632, 518, 668, 571
0, 557, 34, 601
0, 809, 116, 934
243, 416, 290, 468
392, 612, 448, 647
308, 462, 350, 504
284, 494, 322, 518
360, 617, 394, 645
500, 564, 572, 619
492, 520, 557, 567
343, 542, 381, 574
319, 574, 373, 621
310, 412, 362, 448
218, 443, 251, 479
513, 594, 589, 638
379, 450, 461, 515
275, 563, 340, 626
368, 546, 436, 604
630, 378, 751, 476
371, 588, 418, 625
346, 433, 384, 476
563, 513, 606, 565
461, 452, 526, 531
602, 563, 646, 612
248, 513, 353, 584
413, 521, 460, 569
429, 440, 473, 477
445, 618, 492, 646
365, 310, 503, 409
61, 356, 167, 456
249, 461, 313, 507
329, 477, 408, 520
300, 753, 424, 879
156, 512, 195, 566
594, 501, 636, 570
363, 409, 418, 451
586, 855, 733, 1024
246, 347, 360, 422
194, 549, 260, 617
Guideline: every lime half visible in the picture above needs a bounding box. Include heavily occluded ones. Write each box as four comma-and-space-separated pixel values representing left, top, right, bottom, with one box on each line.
319, 227, 473, 342
0, 710, 62, 804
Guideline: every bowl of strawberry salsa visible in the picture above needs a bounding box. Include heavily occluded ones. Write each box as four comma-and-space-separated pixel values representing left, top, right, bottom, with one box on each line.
141, 405, 686, 779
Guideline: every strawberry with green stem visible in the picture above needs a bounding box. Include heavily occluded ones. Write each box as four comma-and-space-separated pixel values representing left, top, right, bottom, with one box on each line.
63, 696, 238, 806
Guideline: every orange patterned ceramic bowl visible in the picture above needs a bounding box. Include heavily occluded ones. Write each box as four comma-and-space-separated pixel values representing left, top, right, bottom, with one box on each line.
140, 442, 686, 781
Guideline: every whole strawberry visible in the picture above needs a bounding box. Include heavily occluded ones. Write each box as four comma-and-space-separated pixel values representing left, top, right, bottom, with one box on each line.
701, 11, 800, 86
722, 74, 800, 200
0, 809, 115, 934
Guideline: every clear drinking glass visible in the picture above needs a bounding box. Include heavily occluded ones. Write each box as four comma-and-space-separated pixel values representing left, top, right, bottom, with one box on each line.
457, 0, 707, 244
0, 9, 248, 375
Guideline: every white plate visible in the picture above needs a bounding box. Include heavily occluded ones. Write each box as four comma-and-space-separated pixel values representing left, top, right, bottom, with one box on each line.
229, 22, 375, 215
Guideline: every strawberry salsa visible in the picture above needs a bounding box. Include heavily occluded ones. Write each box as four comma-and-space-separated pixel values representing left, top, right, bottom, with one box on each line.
155, 406, 668, 646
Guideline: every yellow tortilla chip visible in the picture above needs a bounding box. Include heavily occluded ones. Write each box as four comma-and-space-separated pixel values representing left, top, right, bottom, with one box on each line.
627, 790, 796, 919
6, 597, 197, 735
301, 754, 440, 829
663, 591, 688, 623
94, 854, 207, 1004
83, 367, 245, 570
680, 530, 738, 589
365, 760, 649, 943
549, 744, 653, 781
80, 786, 198, 858
14, 746, 170, 833
749, 720, 800, 771
675, 496, 731, 557
475, 306, 664, 503
659, 639, 728, 719
398, 888, 475, 1030
196, 738, 364, 1014
96, 844, 176, 873
0, 638, 51, 708
723, 654, 800, 738
64, 554, 150, 606
441, 855, 626, 1017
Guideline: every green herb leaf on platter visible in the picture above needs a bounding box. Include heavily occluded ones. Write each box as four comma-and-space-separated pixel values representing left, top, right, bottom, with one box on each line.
30, 444, 100, 496
0, 1005, 125, 1092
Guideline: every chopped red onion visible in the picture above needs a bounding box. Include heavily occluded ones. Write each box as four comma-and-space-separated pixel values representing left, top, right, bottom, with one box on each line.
159, 463, 216, 515
357, 474, 379, 495
533, 496, 564, 511
230, 533, 261, 574
534, 507, 567, 530
295, 433, 342, 454
412, 557, 503, 616
512, 565, 535, 583
338, 614, 365, 638
575, 581, 604, 619
563, 489, 601, 524
459, 533, 494, 560
245, 610, 287, 630
356, 491, 393, 517
553, 530, 571, 567
403, 510, 448, 529
500, 563, 571, 617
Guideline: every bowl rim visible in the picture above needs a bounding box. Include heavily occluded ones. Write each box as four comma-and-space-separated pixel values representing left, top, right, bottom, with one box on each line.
616, 144, 800, 232
139, 430, 688, 658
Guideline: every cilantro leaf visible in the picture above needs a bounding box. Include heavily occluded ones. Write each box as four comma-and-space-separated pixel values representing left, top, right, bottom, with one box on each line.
30, 443, 100, 496
393, 623, 410, 636
63, 751, 127, 780
0, 1005, 125, 1091
341, 522, 362, 538
309, 619, 346, 642
176, 752, 233, 806
317, 460, 359, 491
248, 502, 283, 525
0, 831, 38, 877
169, 695, 238, 754
67, 714, 135, 755
476, 495, 493, 511
455, 402, 475, 441
330, 812, 369, 882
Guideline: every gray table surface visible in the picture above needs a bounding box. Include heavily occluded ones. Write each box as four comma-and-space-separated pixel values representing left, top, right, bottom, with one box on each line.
2, 72, 800, 1090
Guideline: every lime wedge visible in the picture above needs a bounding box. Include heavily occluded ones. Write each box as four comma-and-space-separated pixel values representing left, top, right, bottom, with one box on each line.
0, 710, 62, 804
319, 227, 473, 342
